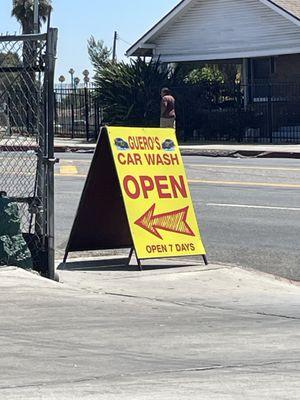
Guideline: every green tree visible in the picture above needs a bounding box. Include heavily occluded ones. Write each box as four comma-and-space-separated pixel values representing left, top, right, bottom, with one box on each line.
88, 37, 181, 126
87, 36, 112, 71
11, 0, 52, 71
12, 0, 52, 71
183, 66, 224, 85
11, 1, 52, 134
12, 0, 52, 34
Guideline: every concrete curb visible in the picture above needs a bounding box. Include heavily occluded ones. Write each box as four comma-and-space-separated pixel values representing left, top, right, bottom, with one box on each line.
2, 144, 300, 159
180, 149, 300, 159
56, 147, 300, 159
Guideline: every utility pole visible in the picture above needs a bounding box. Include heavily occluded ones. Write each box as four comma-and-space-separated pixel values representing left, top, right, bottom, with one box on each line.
34, 0, 39, 33
112, 31, 118, 63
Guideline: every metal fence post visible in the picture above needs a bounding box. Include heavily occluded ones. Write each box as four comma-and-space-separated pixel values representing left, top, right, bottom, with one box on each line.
267, 82, 273, 143
54, 92, 58, 136
84, 86, 90, 141
71, 103, 75, 139
237, 84, 243, 143
7, 97, 12, 136
94, 99, 98, 139
46, 28, 58, 280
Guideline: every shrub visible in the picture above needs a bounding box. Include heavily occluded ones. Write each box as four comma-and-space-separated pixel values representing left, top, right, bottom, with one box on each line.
94, 58, 178, 126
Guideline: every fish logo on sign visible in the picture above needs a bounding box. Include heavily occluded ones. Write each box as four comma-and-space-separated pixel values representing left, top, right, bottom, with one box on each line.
135, 203, 195, 240
114, 138, 129, 151
161, 139, 176, 152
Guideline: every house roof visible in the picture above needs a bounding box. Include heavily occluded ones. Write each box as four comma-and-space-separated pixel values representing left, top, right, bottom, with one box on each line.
126, 0, 300, 57
271, 0, 300, 21
126, 0, 190, 57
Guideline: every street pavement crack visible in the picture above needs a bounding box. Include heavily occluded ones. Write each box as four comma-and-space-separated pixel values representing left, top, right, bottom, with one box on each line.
201, 303, 300, 320
1, 360, 299, 391
104, 292, 300, 320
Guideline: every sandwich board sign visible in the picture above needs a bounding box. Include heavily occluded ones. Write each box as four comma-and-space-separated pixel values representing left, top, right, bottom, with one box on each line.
64, 126, 207, 268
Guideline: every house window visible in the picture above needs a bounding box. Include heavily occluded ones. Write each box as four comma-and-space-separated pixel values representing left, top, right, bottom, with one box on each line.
253, 58, 270, 79
248, 57, 276, 101
251, 57, 275, 81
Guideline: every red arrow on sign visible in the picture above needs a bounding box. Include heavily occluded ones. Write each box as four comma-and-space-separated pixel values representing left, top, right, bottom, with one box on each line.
134, 204, 195, 239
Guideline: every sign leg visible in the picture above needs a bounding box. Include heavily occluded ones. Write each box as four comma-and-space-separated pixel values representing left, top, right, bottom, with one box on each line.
63, 251, 69, 263
126, 248, 134, 266
127, 248, 142, 271
202, 255, 208, 266
137, 257, 143, 272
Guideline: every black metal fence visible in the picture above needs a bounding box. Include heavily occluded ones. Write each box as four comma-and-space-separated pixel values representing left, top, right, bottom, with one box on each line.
53, 82, 300, 143
54, 84, 102, 140
174, 82, 300, 143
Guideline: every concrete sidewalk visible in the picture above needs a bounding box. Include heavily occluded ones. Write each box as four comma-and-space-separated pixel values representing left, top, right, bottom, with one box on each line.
1, 135, 300, 157
1, 257, 299, 399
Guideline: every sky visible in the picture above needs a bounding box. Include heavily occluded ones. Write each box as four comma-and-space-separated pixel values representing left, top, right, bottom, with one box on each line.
0, 0, 178, 83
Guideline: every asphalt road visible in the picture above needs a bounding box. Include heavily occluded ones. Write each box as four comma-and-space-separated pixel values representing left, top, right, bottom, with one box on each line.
55, 153, 300, 281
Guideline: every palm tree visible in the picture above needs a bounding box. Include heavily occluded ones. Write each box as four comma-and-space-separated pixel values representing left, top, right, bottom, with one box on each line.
11, 1, 52, 134
12, 0, 52, 34
12, 0, 52, 68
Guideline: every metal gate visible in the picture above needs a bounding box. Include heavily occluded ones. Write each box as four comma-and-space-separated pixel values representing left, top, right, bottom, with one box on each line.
0, 29, 57, 279
54, 84, 102, 140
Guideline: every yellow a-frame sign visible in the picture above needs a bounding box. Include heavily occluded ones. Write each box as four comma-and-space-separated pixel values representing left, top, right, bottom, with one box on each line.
64, 127, 207, 269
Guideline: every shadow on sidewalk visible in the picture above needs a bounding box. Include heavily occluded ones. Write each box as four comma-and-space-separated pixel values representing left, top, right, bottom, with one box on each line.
57, 258, 195, 272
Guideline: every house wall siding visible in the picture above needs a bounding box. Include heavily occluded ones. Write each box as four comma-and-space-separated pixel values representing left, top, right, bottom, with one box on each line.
151, 0, 300, 62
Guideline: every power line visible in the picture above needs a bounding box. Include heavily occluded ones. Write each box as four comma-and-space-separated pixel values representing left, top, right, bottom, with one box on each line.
117, 35, 131, 46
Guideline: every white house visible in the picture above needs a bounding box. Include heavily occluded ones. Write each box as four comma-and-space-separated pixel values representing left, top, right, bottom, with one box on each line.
127, 0, 300, 84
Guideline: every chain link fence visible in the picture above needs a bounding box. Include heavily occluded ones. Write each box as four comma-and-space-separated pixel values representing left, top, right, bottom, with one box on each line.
0, 30, 57, 278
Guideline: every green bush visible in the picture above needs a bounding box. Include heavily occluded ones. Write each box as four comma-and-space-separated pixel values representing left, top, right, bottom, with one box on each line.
0, 196, 33, 269
94, 58, 177, 126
